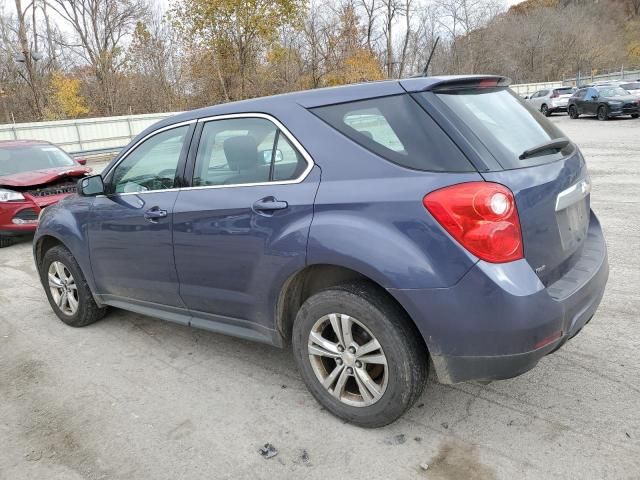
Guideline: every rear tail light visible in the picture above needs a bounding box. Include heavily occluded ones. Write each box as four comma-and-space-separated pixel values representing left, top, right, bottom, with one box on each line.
423, 182, 524, 263
551, 91, 559, 98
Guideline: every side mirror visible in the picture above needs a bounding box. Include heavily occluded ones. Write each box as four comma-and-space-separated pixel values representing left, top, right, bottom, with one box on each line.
524, 95, 530, 100
76, 157, 87, 165
591, 94, 598, 99
78, 175, 104, 196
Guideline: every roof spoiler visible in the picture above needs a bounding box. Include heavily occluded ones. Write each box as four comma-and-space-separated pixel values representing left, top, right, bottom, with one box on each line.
429, 75, 511, 92
400, 75, 511, 93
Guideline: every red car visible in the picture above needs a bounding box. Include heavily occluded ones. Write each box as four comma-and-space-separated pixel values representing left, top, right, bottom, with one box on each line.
0, 140, 91, 247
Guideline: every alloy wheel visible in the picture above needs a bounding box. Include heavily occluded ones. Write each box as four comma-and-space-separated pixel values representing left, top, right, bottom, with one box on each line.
48, 261, 79, 316
598, 106, 608, 121
307, 313, 388, 407
569, 106, 578, 119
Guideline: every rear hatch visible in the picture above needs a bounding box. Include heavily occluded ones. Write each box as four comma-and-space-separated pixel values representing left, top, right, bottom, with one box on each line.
409, 78, 591, 285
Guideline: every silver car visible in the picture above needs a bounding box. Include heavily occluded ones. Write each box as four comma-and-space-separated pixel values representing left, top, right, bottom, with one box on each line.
594, 80, 640, 99
527, 87, 576, 116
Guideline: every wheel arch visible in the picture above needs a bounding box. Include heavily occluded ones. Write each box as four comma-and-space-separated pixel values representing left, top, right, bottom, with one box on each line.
34, 231, 100, 305
275, 263, 429, 355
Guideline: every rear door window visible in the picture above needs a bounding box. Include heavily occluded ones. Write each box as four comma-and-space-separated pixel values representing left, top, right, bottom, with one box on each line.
426, 88, 572, 170
193, 117, 308, 187
311, 94, 474, 172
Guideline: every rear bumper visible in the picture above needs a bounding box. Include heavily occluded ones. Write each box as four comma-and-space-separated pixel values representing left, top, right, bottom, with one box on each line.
389, 212, 608, 384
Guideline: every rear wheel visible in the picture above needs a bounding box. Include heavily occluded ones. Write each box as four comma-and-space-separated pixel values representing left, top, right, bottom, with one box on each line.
540, 104, 551, 117
569, 105, 579, 119
40, 245, 107, 327
631, 114, 639, 119
292, 282, 428, 428
597, 105, 609, 121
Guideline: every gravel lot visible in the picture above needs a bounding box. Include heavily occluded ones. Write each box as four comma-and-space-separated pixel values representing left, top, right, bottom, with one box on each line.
1, 115, 639, 479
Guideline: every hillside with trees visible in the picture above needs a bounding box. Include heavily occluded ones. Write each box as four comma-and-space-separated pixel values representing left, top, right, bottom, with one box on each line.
1, 0, 639, 122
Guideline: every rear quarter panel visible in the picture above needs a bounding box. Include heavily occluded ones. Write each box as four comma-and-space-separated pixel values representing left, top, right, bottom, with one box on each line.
291, 108, 483, 289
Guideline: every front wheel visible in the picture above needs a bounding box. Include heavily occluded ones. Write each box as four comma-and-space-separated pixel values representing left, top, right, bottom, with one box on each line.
292, 283, 428, 428
569, 105, 579, 119
39, 245, 107, 327
631, 114, 639, 119
597, 105, 609, 121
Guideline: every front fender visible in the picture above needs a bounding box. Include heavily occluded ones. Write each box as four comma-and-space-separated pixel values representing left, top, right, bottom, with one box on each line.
34, 195, 97, 296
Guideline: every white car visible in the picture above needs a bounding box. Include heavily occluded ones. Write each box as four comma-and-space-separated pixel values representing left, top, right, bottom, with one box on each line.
527, 87, 576, 116
618, 81, 640, 98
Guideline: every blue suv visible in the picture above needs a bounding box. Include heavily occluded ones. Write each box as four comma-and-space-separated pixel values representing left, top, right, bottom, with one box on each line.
34, 76, 609, 427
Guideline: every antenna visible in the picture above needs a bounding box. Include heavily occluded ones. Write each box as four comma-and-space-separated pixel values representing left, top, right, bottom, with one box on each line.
421, 36, 440, 77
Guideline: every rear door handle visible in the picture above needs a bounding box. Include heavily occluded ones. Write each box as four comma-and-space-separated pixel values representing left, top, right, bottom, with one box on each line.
252, 197, 288, 216
144, 206, 168, 222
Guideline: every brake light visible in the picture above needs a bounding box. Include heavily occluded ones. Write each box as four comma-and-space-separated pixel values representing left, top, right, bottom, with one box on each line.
423, 182, 524, 263
551, 91, 559, 98
478, 78, 499, 88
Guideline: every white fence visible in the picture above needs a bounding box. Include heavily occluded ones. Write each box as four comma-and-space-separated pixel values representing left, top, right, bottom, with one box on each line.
0, 112, 180, 155
510, 81, 565, 97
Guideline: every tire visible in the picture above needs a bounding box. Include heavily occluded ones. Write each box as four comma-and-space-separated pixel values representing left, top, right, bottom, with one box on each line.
541, 104, 551, 117
569, 105, 579, 119
292, 282, 428, 428
0, 236, 15, 248
631, 114, 639, 119
597, 105, 609, 121
39, 245, 107, 327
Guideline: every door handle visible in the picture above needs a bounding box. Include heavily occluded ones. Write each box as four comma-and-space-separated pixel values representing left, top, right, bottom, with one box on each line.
144, 206, 168, 222
252, 197, 288, 216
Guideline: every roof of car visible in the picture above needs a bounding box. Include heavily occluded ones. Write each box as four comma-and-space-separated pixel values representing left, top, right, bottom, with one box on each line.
0, 139, 52, 148
148, 75, 508, 132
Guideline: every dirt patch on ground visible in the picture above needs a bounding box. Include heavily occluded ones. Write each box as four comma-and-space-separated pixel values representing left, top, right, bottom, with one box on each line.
0, 355, 114, 479
426, 440, 496, 480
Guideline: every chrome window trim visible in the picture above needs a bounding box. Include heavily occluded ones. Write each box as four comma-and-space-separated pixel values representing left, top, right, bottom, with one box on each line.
99, 113, 315, 198
183, 112, 315, 191
101, 119, 197, 181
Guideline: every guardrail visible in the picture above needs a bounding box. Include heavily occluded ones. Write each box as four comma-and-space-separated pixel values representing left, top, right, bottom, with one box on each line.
0, 112, 180, 156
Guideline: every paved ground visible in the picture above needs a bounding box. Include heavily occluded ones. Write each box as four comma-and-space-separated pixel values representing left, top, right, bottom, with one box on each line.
1, 115, 639, 480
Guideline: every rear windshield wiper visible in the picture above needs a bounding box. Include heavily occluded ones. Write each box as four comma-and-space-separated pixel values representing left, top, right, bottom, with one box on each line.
519, 137, 571, 160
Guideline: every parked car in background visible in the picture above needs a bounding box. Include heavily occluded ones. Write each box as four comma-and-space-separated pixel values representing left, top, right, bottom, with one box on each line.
619, 81, 640, 98
527, 87, 575, 116
568, 85, 640, 120
34, 75, 608, 427
0, 140, 90, 247
598, 80, 640, 98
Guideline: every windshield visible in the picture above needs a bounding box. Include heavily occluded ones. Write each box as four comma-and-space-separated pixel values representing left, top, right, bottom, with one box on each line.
597, 87, 629, 97
430, 88, 570, 170
0, 144, 76, 176
621, 82, 640, 90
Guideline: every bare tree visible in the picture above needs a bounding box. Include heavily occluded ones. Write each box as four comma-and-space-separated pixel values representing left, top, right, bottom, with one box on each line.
13, 0, 44, 116
381, 0, 401, 77
49, 0, 149, 114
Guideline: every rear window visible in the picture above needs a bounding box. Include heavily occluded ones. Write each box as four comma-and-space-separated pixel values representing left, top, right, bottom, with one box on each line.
554, 87, 575, 94
310, 94, 474, 172
427, 88, 571, 170
621, 82, 640, 90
